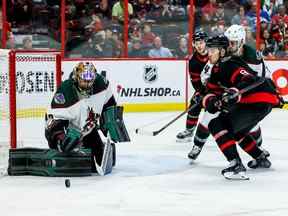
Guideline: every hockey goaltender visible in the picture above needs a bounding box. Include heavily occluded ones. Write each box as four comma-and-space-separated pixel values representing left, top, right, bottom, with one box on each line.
8, 62, 130, 177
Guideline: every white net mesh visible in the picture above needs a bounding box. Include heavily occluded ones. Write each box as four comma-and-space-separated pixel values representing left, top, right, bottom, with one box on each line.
0, 50, 59, 175
15, 52, 58, 147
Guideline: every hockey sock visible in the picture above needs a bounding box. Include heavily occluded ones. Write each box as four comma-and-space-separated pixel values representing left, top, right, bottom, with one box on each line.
193, 123, 210, 148
248, 127, 262, 147
209, 118, 240, 161
186, 103, 201, 130
238, 135, 262, 159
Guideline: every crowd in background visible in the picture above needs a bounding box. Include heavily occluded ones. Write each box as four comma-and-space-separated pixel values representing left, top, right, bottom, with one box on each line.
1, 0, 288, 59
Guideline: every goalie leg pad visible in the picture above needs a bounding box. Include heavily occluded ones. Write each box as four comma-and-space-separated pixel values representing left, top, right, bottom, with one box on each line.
8, 148, 92, 177
92, 141, 116, 175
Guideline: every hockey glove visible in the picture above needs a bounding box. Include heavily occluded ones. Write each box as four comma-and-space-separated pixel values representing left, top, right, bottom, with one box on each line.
204, 95, 222, 114
191, 91, 203, 104
221, 87, 241, 108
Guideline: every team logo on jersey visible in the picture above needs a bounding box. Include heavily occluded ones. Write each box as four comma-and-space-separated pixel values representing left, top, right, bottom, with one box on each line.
54, 93, 66, 104
143, 65, 158, 83
240, 69, 249, 76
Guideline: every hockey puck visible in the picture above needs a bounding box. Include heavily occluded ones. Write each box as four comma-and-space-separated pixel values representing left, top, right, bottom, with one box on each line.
65, 179, 71, 188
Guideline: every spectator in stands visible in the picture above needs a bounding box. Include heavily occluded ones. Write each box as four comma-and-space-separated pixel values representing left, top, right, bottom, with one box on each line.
94, 0, 112, 20
82, 37, 96, 57
129, 38, 146, 57
261, 28, 278, 57
141, 23, 156, 48
112, 0, 134, 23
133, 0, 152, 21
148, 36, 173, 57
271, 4, 288, 26
22, 36, 33, 49
260, 17, 270, 33
94, 33, 106, 56
147, 0, 167, 21
13, 0, 33, 26
174, 36, 188, 58
231, 5, 252, 27
246, 1, 257, 33
210, 3, 230, 27
161, 1, 172, 20
111, 29, 123, 57
129, 18, 142, 41
85, 13, 104, 34
101, 27, 114, 57
6, 31, 15, 49
276, 41, 288, 57
201, 0, 218, 24
211, 20, 226, 35
245, 26, 256, 48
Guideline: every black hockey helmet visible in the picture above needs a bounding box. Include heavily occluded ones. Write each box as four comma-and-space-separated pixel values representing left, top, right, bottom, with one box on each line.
206, 35, 229, 49
193, 30, 208, 42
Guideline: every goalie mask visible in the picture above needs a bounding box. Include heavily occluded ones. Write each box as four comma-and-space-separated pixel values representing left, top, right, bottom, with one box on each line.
73, 62, 97, 93
224, 24, 246, 56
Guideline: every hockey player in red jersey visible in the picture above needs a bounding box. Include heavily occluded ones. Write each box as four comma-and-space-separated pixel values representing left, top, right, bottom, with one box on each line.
187, 25, 275, 161
176, 30, 209, 142
202, 35, 280, 179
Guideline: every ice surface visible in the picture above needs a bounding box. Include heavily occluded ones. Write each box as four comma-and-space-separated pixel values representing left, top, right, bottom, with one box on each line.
1, 109, 288, 216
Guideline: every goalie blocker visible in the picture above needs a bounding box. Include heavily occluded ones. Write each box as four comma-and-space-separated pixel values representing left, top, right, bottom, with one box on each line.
8, 106, 129, 177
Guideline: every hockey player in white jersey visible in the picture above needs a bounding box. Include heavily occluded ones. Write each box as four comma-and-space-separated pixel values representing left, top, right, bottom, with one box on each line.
45, 62, 130, 175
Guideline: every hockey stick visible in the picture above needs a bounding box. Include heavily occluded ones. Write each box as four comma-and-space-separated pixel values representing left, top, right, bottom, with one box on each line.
135, 101, 201, 136
222, 77, 266, 101
135, 78, 266, 137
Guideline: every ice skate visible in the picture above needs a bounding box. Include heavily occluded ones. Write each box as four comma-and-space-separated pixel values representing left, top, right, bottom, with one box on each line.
176, 128, 194, 143
247, 152, 271, 169
258, 146, 270, 157
188, 145, 202, 160
222, 158, 249, 180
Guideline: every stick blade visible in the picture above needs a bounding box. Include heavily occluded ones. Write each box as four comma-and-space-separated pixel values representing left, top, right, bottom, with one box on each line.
135, 128, 157, 136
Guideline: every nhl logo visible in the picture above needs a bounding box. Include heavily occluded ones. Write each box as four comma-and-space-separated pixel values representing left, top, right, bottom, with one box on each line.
143, 65, 158, 83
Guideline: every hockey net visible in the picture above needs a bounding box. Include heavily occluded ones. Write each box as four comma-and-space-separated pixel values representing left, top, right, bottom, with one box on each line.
0, 50, 61, 175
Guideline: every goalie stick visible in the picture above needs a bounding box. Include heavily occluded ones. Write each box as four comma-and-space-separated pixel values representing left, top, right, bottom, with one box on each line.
135, 78, 266, 137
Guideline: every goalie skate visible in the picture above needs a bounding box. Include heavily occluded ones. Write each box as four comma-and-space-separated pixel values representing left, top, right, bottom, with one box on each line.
222, 158, 249, 180
176, 128, 194, 143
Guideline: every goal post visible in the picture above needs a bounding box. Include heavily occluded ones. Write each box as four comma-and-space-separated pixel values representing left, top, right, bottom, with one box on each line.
0, 49, 61, 173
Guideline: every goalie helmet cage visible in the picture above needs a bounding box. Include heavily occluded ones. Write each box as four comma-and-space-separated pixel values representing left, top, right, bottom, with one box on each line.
0, 50, 61, 173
